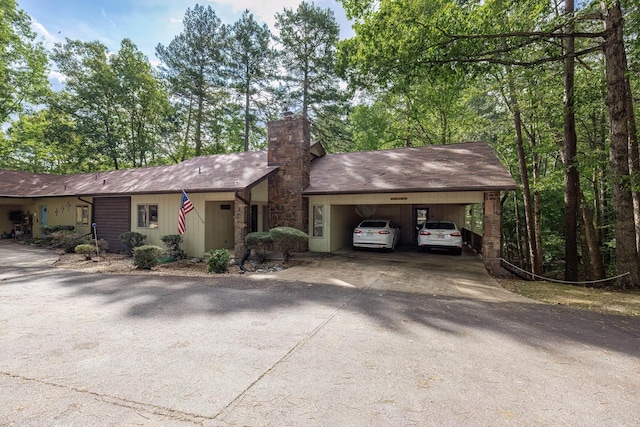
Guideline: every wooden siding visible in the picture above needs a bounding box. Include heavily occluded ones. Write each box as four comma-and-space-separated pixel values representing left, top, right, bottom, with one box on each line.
130, 192, 237, 257
251, 179, 268, 203
94, 197, 130, 253
131, 193, 200, 256
324, 191, 484, 205
205, 201, 235, 251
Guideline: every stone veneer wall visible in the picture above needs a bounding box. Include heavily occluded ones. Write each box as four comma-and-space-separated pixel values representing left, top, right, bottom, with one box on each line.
482, 191, 502, 274
267, 115, 310, 234
233, 189, 250, 257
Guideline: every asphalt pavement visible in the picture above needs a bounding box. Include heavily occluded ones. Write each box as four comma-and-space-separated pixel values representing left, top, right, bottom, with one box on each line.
1, 241, 639, 426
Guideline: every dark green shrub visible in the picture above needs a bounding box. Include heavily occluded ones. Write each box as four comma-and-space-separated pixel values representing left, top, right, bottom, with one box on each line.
244, 231, 273, 262
74, 244, 96, 260
269, 227, 308, 262
161, 234, 187, 260
119, 231, 147, 256
132, 245, 163, 270
207, 249, 230, 273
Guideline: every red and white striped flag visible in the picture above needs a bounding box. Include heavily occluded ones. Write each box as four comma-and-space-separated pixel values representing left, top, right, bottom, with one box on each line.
178, 190, 194, 235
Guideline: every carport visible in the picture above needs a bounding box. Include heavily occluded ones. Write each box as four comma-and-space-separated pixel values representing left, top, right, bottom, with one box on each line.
304, 142, 517, 274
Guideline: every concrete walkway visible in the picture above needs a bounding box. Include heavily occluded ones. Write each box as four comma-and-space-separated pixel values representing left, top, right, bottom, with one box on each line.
1, 242, 639, 425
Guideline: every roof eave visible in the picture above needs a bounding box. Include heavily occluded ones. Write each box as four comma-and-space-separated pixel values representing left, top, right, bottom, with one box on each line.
303, 185, 518, 196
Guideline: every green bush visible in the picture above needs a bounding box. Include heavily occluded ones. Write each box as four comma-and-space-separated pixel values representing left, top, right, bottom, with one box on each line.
74, 244, 96, 260
41, 225, 75, 235
119, 231, 147, 256
161, 234, 187, 260
207, 249, 230, 273
132, 245, 163, 270
51, 230, 88, 253
244, 231, 273, 262
269, 226, 308, 262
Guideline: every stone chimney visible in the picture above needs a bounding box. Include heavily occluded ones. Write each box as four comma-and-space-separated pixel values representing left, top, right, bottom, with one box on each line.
267, 114, 311, 233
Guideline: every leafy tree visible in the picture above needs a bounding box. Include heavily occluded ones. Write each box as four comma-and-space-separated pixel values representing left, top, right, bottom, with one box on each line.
156, 5, 228, 156
0, 0, 49, 126
111, 39, 170, 167
226, 10, 276, 151
51, 39, 123, 169
338, 0, 639, 287
51, 38, 169, 169
275, 1, 350, 149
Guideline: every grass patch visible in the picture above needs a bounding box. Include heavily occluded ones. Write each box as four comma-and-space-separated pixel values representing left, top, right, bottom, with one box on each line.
498, 279, 640, 317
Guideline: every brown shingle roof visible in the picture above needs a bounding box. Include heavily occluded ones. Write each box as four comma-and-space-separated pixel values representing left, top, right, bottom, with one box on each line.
0, 142, 516, 199
304, 142, 517, 195
0, 150, 277, 198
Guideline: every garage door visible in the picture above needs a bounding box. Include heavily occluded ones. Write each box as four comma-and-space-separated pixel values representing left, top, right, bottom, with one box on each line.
93, 197, 131, 253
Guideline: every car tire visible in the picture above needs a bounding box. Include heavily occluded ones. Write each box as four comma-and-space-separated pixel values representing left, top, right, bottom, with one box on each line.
454, 248, 462, 256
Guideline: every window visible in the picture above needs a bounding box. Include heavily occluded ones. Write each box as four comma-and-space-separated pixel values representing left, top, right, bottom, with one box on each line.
137, 204, 158, 229
76, 205, 89, 225
312, 205, 324, 237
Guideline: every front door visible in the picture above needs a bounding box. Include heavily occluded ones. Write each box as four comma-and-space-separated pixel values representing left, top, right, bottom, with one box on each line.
40, 205, 47, 237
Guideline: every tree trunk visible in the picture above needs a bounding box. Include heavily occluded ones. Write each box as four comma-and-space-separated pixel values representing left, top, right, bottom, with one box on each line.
195, 91, 204, 157
181, 96, 194, 162
601, 0, 640, 288
580, 191, 606, 282
505, 69, 541, 275
625, 77, 640, 253
244, 78, 251, 152
563, 0, 580, 282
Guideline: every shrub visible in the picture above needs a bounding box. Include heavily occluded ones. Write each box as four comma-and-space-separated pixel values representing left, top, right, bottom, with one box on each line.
51, 229, 88, 253
161, 234, 187, 260
41, 225, 75, 235
132, 245, 163, 270
74, 244, 96, 260
207, 249, 230, 273
119, 231, 147, 256
96, 239, 110, 253
269, 226, 308, 262
244, 231, 273, 262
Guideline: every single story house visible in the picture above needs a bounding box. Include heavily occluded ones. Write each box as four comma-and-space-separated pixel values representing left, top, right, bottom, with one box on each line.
0, 115, 517, 273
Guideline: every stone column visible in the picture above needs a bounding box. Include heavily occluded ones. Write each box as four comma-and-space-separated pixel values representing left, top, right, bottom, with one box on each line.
482, 191, 502, 274
234, 190, 251, 258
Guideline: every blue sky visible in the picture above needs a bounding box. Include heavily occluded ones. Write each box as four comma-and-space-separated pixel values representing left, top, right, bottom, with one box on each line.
18, 0, 354, 68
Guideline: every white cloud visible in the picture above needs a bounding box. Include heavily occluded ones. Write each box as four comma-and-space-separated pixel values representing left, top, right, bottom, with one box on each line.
209, 0, 303, 30
30, 19, 61, 46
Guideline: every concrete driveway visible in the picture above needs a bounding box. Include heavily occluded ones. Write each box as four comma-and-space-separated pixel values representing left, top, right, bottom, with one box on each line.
1, 241, 639, 426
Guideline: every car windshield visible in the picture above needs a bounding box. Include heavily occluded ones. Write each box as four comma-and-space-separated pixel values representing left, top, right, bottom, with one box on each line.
360, 221, 388, 228
425, 222, 456, 230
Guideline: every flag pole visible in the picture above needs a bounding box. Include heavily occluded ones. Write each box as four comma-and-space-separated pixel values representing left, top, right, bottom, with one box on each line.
183, 189, 205, 224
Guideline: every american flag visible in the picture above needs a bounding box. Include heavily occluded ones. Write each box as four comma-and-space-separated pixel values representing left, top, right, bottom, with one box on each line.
178, 190, 194, 235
